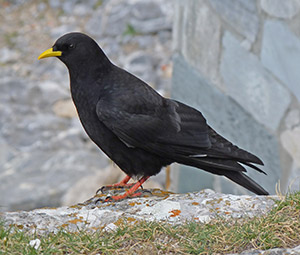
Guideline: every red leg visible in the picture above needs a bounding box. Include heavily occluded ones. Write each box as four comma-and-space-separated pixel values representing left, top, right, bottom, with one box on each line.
105, 176, 150, 201
96, 175, 133, 194
108, 175, 131, 187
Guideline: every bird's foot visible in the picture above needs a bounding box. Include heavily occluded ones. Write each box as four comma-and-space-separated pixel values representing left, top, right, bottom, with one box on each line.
95, 176, 150, 202
96, 175, 133, 194
104, 189, 152, 202
97, 183, 135, 194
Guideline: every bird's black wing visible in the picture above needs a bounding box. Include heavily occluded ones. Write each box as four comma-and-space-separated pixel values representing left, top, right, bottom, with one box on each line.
96, 87, 211, 157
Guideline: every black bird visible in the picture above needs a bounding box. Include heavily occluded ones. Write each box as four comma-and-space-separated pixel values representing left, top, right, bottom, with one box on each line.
38, 32, 269, 200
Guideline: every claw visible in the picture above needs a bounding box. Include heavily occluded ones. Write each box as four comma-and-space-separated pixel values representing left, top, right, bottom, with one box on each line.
103, 177, 151, 201
96, 186, 104, 194
95, 175, 132, 194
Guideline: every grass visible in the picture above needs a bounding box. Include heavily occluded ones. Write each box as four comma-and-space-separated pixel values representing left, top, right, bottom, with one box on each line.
123, 24, 138, 36
0, 191, 299, 254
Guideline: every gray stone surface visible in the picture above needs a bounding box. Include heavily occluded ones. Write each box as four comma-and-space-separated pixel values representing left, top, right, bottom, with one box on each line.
0, 47, 20, 64
261, 0, 300, 19
1, 189, 276, 235
129, 17, 172, 34
208, 0, 259, 42
261, 20, 300, 102
221, 31, 291, 132
287, 162, 300, 192
87, 0, 172, 38
0, 72, 109, 212
229, 245, 300, 255
173, 0, 221, 86
172, 55, 281, 195
124, 51, 157, 85
280, 125, 300, 192
131, 0, 163, 20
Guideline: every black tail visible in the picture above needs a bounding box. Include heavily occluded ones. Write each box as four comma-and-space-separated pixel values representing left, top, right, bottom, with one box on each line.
224, 171, 269, 195
177, 156, 269, 195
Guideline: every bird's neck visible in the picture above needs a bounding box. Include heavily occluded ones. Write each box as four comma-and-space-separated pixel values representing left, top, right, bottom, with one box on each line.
68, 59, 112, 85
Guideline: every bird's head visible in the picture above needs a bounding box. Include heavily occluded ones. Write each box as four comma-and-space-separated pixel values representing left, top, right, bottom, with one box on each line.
38, 32, 110, 72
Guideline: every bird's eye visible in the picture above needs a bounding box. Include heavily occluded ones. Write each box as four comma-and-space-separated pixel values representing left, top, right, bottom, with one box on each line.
69, 44, 74, 49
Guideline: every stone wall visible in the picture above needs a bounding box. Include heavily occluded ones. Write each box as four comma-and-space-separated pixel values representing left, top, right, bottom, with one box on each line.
171, 0, 300, 195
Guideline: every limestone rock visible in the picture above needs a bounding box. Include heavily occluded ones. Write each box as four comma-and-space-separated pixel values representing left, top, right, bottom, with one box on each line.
1, 189, 276, 235
208, 0, 259, 42
221, 31, 291, 132
261, 0, 300, 19
174, 0, 221, 85
261, 20, 300, 102
229, 244, 300, 255
52, 99, 77, 118
281, 127, 300, 166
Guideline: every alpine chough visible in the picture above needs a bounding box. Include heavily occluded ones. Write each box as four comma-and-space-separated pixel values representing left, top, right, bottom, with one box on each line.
38, 32, 269, 200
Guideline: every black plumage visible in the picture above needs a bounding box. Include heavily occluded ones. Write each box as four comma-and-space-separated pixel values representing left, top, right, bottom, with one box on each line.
38, 32, 269, 199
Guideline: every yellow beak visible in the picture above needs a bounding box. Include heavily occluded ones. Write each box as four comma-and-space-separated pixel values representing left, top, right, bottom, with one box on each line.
38, 48, 62, 60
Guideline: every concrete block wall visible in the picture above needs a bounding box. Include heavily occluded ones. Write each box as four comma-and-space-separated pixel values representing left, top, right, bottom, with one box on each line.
171, 0, 300, 195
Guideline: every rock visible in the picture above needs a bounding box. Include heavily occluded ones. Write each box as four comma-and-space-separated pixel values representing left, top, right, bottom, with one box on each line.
73, 4, 92, 16
261, 0, 300, 19
173, 0, 221, 86
29, 239, 41, 250
131, 35, 155, 48
52, 99, 78, 118
0, 148, 109, 212
208, 0, 259, 42
286, 162, 300, 192
124, 51, 157, 84
0, 137, 16, 166
84, 8, 103, 37
261, 20, 300, 102
61, 1, 76, 15
49, 0, 61, 9
101, 0, 131, 37
158, 30, 172, 44
37, 2, 46, 12
221, 31, 291, 132
131, 0, 163, 20
50, 24, 79, 40
281, 127, 300, 166
37, 80, 69, 105
229, 245, 300, 255
130, 17, 172, 34
285, 109, 300, 129
0, 189, 277, 234
0, 47, 19, 64
0, 72, 110, 212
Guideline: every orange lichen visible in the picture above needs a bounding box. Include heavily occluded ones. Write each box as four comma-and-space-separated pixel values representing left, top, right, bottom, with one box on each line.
192, 202, 199, 205
169, 209, 181, 217
126, 217, 137, 223
114, 218, 124, 226
68, 218, 83, 224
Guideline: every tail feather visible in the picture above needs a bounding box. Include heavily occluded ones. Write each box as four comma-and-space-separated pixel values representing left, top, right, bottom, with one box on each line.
224, 171, 269, 195
242, 162, 267, 175
178, 156, 269, 195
